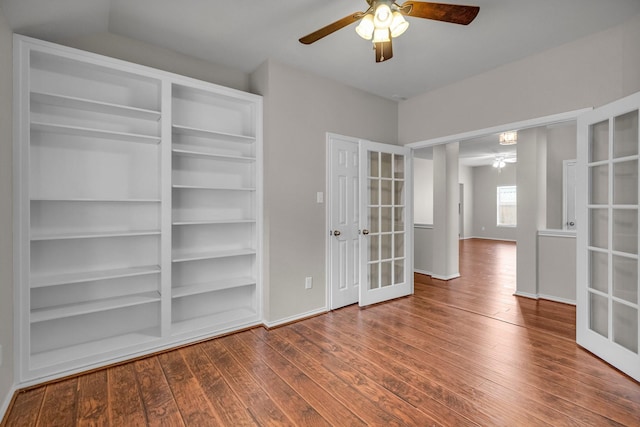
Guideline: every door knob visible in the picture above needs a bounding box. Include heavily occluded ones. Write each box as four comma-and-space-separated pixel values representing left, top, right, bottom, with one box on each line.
332, 230, 341, 236
569, 221, 575, 226
362, 229, 370, 235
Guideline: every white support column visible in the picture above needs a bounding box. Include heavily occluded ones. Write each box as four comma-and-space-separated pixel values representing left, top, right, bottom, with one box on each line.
432, 142, 460, 280
516, 127, 547, 298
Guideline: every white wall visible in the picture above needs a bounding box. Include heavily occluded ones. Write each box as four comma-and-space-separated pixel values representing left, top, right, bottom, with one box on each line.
459, 164, 474, 238
413, 158, 433, 224
546, 123, 577, 229
0, 7, 14, 417
250, 59, 398, 325
538, 233, 576, 304
414, 225, 433, 275
58, 32, 249, 92
399, 14, 640, 144
472, 164, 517, 241
516, 127, 548, 298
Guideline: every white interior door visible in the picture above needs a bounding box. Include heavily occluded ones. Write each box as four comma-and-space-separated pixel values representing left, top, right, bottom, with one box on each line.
328, 134, 360, 309
359, 140, 413, 307
576, 91, 640, 382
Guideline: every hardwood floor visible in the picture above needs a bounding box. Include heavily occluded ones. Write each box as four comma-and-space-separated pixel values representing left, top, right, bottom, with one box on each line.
3, 239, 640, 426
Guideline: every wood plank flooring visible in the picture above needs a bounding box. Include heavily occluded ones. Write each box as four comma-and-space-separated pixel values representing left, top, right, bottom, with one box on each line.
3, 238, 640, 426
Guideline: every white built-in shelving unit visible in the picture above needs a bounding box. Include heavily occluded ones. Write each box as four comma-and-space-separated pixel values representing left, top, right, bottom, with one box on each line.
13, 35, 262, 384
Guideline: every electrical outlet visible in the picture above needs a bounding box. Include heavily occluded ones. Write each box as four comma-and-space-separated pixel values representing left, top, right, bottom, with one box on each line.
305, 276, 313, 289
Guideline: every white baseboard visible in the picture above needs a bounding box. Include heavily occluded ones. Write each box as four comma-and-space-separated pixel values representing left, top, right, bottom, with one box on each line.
0, 383, 17, 423
468, 236, 517, 242
513, 290, 539, 300
514, 290, 576, 305
431, 272, 461, 281
538, 294, 576, 306
263, 307, 328, 329
414, 269, 432, 276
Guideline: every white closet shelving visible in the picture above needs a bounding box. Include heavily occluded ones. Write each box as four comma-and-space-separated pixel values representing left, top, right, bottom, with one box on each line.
14, 35, 262, 384
170, 83, 260, 336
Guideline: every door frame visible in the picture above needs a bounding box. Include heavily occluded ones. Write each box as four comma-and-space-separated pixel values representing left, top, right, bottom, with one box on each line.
562, 159, 577, 230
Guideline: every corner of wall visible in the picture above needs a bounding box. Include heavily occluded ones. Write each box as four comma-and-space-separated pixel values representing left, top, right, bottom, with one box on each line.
0, 8, 15, 422
57, 32, 251, 92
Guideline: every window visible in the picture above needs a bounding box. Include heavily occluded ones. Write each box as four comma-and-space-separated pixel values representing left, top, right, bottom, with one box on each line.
497, 186, 517, 226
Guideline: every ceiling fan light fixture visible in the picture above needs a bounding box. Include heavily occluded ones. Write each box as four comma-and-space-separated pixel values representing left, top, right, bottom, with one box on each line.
355, 14, 375, 40
390, 11, 409, 37
373, 3, 393, 28
492, 158, 506, 169
499, 131, 518, 145
373, 27, 391, 43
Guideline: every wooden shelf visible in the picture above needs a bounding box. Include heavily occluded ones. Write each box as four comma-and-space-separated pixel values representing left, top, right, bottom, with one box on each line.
31, 121, 161, 145
31, 229, 160, 241
31, 265, 161, 289
172, 124, 255, 143
172, 184, 255, 192
172, 248, 256, 263
172, 146, 255, 162
31, 291, 161, 323
172, 277, 256, 299
31, 91, 161, 121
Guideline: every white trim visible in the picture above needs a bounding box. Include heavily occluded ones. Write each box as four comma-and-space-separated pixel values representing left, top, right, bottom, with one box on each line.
538, 294, 576, 306
538, 229, 576, 238
562, 159, 577, 231
431, 272, 460, 281
414, 269, 432, 276
0, 384, 18, 423
468, 236, 517, 242
263, 308, 328, 329
407, 108, 593, 149
514, 290, 539, 300
325, 134, 331, 314
514, 290, 576, 305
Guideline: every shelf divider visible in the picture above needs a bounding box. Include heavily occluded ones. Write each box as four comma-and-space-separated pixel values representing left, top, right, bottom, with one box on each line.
31, 91, 161, 121
31, 265, 161, 289
172, 124, 255, 143
30, 291, 161, 323
31, 121, 161, 145
172, 248, 256, 263
172, 277, 256, 299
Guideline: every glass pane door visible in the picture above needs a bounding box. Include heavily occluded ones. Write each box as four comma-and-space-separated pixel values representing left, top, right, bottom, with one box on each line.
578, 92, 640, 383
359, 141, 412, 307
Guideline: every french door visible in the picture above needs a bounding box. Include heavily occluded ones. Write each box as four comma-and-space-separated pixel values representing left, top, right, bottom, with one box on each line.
359, 140, 413, 307
577, 91, 640, 382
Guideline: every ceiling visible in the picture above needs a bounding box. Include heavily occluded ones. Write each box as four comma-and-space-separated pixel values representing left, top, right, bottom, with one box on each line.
414, 120, 578, 167
413, 131, 518, 166
1, 0, 640, 101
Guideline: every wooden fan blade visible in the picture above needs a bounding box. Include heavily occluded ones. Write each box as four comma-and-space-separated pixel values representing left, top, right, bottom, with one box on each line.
400, 1, 479, 25
374, 39, 393, 62
299, 12, 365, 44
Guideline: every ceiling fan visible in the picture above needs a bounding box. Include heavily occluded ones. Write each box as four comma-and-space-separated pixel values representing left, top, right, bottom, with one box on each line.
493, 155, 517, 170
299, 0, 479, 62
